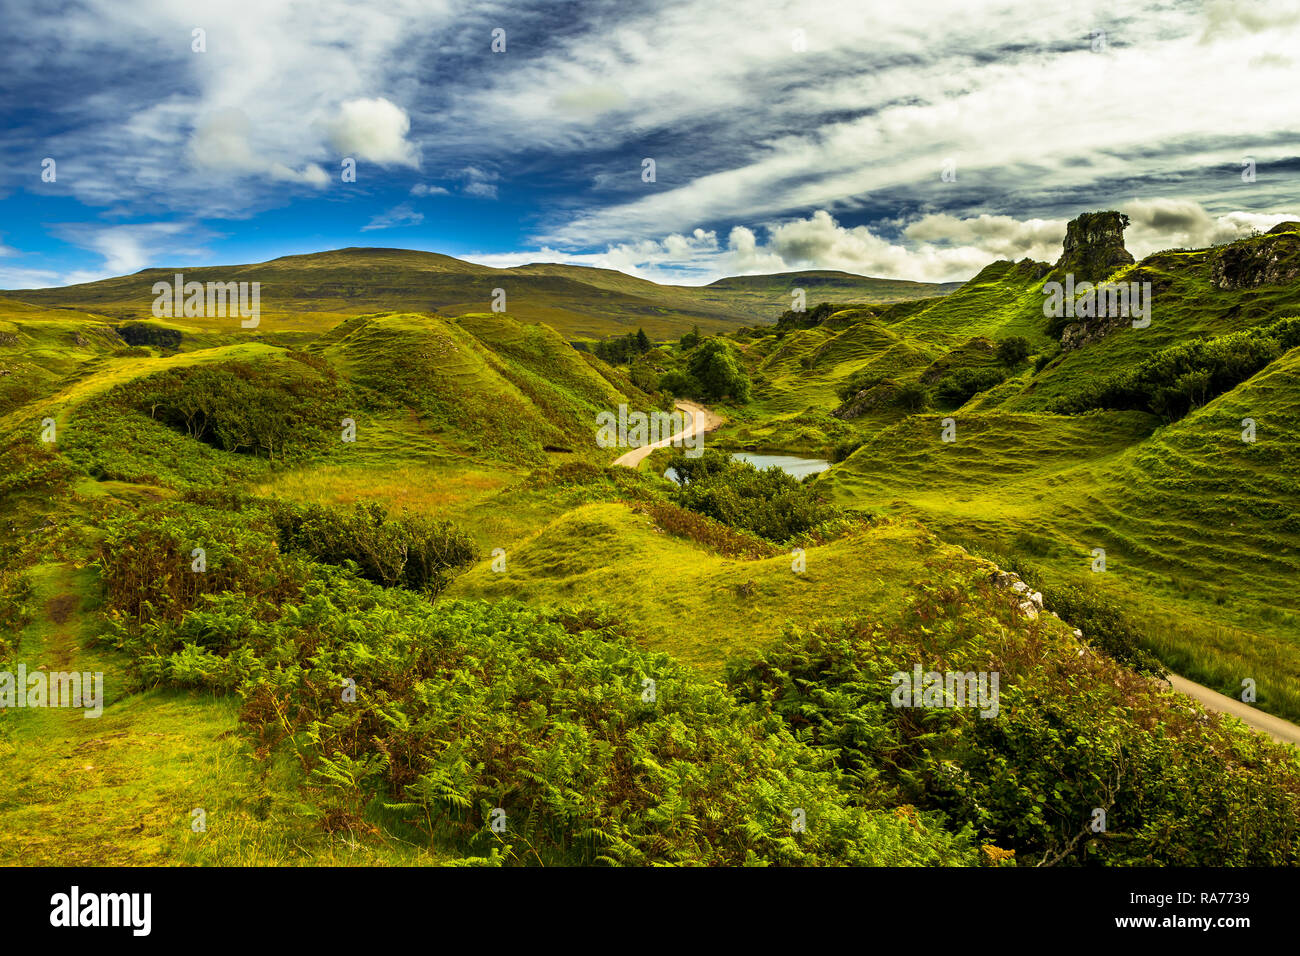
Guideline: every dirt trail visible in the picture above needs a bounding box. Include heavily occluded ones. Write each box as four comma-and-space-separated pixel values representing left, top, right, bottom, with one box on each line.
1163, 673, 1300, 747
0, 562, 240, 864
612, 401, 724, 469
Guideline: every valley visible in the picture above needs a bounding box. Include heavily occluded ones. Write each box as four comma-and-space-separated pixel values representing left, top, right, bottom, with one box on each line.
3, 211, 1300, 867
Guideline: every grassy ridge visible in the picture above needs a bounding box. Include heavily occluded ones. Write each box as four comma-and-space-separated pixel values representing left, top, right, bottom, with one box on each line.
4, 248, 961, 339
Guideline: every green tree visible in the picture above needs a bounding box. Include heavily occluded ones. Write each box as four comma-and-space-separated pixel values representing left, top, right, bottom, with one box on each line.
687, 339, 751, 403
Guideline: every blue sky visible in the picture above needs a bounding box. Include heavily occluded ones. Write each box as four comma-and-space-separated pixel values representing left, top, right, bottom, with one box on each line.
2, 0, 1299, 289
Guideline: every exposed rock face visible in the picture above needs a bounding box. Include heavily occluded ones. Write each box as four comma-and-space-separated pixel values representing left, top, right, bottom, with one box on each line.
831, 381, 897, 420
989, 568, 1079, 634
1060, 313, 1131, 352
1052, 211, 1135, 283
1048, 212, 1142, 351
1210, 229, 1300, 290
1010, 258, 1052, 282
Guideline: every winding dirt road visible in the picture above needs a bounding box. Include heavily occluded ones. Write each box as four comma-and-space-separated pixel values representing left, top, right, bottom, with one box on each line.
1163, 673, 1300, 747
612, 400, 723, 469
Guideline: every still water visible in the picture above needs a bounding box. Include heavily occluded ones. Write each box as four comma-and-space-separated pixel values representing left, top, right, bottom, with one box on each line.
665, 452, 831, 483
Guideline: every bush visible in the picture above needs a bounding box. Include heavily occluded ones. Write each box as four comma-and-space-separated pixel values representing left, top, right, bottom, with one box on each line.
97, 501, 305, 626
114, 575, 978, 866
117, 322, 182, 350
633, 500, 778, 559
1051, 316, 1300, 420
896, 381, 930, 413
836, 371, 885, 402
934, 367, 1006, 407
266, 499, 477, 594
686, 339, 751, 403
727, 567, 1300, 866
133, 359, 347, 460
773, 302, 837, 333
832, 439, 864, 463
664, 449, 836, 543
996, 336, 1031, 366
1033, 343, 1061, 373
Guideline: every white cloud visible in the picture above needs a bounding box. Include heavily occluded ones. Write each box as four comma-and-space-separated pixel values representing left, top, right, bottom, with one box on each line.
8, 0, 1300, 281
362, 203, 425, 231
410, 183, 450, 196
323, 97, 420, 168
903, 214, 1067, 262
468, 201, 1300, 286
1119, 198, 1299, 254
461, 166, 499, 199
188, 108, 331, 186
47, 222, 214, 285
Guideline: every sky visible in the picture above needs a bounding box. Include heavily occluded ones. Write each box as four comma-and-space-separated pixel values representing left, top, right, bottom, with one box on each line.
2, 0, 1299, 290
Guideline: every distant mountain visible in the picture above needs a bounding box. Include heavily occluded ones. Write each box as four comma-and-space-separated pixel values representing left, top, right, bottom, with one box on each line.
4, 247, 961, 339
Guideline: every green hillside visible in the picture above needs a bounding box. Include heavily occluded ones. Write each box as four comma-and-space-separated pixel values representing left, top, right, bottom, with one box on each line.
4, 248, 961, 340
737, 214, 1300, 721
6, 217, 1300, 869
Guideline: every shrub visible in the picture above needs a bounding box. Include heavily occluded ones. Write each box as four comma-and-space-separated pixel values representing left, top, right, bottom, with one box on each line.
133, 359, 347, 459
836, 371, 885, 401
996, 336, 1031, 366
266, 500, 477, 594
664, 449, 837, 543
686, 339, 752, 403
895, 381, 930, 413
117, 322, 182, 349
97, 501, 304, 626
1051, 316, 1300, 420
633, 500, 779, 559
727, 566, 1300, 866
934, 367, 1006, 407
832, 439, 864, 463
116, 577, 978, 866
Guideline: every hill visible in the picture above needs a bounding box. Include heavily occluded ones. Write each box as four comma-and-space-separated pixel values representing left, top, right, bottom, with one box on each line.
729, 213, 1300, 720
6, 214, 1300, 868
3, 248, 961, 341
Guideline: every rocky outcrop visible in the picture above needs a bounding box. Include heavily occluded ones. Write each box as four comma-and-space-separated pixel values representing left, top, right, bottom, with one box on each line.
1210, 229, 1300, 290
1010, 257, 1052, 282
989, 569, 1083, 639
1051, 211, 1135, 283
831, 381, 897, 420
1060, 313, 1131, 352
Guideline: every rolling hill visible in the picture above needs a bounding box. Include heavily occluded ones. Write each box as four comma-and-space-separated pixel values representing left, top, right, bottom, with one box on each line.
3, 248, 961, 341
6, 213, 1300, 868
732, 213, 1300, 720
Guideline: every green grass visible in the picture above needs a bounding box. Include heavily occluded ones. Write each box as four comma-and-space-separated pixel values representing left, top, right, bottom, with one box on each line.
6, 222, 1300, 865
447, 501, 956, 673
